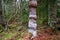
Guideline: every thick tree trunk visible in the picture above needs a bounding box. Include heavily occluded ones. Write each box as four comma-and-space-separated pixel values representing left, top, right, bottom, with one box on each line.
28, 0, 37, 39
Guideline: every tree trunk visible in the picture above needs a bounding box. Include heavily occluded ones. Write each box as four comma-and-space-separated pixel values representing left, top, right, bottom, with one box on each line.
48, 0, 57, 31
51, 0, 57, 30
0, 0, 6, 25
0, 0, 7, 30
48, 0, 51, 25
28, 0, 37, 39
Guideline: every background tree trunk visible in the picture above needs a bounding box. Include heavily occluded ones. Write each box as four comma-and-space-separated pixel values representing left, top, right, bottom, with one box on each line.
48, 0, 57, 31
48, 0, 51, 26
0, 0, 7, 30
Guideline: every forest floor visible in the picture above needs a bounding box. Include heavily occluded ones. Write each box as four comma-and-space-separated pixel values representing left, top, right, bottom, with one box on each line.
24, 27, 60, 40
0, 24, 60, 40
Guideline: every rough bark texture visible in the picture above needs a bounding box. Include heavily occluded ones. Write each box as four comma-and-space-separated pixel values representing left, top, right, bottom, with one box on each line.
28, 0, 37, 39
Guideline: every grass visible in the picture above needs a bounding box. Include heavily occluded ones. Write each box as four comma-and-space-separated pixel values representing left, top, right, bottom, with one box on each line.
0, 31, 17, 40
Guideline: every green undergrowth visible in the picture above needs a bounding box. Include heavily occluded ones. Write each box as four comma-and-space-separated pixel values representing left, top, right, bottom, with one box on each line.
0, 31, 17, 40
0, 23, 28, 40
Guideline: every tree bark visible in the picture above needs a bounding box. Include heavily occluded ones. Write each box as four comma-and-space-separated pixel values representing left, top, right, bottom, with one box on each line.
0, 0, 5, 25
48, 0, 57, 31
28, 0, 37, 39
0, 0, 7, 30
51, 0, 57, 30
48, 0, 51, 25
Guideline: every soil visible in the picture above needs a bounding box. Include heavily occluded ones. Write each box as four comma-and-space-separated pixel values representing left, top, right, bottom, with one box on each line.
23, 27, 60, 40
